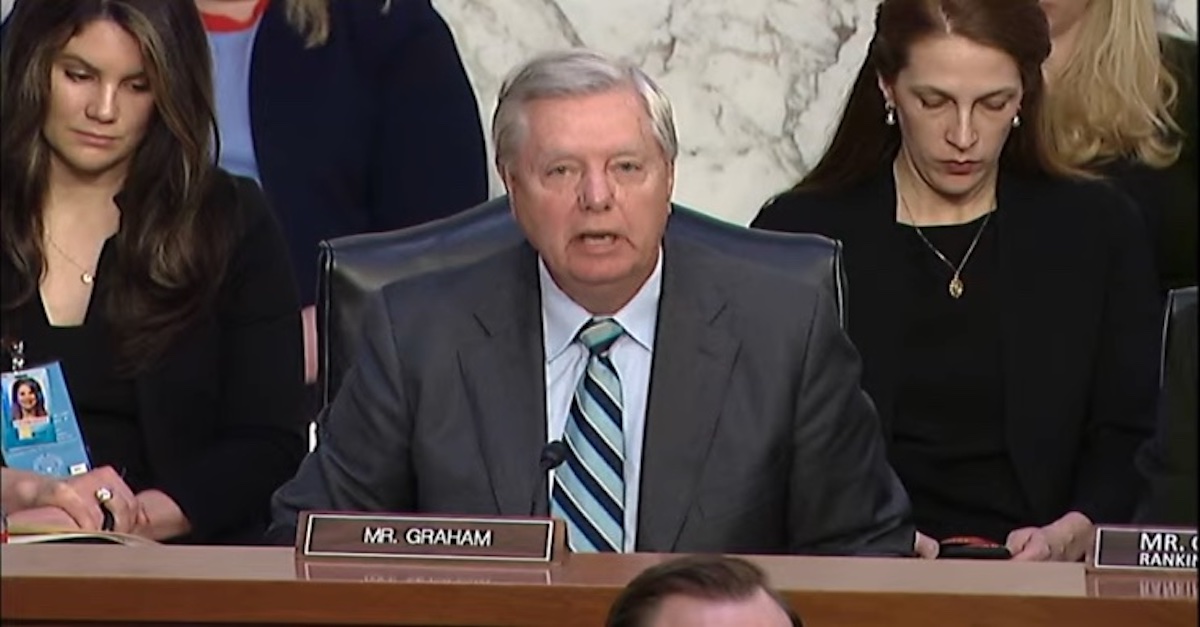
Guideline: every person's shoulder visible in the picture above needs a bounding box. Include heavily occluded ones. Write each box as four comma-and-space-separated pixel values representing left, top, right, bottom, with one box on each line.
367, 241, 531, 350
204, 170, 272, 236
192, 171, 295, 314
754, 188, 834, 226
1034, 172, 1135, 212
222, 170, 267, 205
1009, 171, 1144, 236
335, 0, 429, 19
332, 0, 437, 45
751, 176, 882, 236
673, 239, 826, 312
673, 241, 841, 356
376, 240, 530, 315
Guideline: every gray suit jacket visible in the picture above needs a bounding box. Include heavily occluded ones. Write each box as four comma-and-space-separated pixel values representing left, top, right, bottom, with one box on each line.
269, 235, 914, 554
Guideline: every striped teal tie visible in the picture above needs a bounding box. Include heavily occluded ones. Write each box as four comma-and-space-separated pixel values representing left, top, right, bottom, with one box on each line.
551, 318, 626, 553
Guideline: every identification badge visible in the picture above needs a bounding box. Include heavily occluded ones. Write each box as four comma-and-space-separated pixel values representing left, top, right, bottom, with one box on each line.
1, 362, 91, 477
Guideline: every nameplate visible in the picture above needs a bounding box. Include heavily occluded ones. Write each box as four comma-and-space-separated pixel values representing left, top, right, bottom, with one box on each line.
296, 511, 564, 563
1090, 525, 1198, 573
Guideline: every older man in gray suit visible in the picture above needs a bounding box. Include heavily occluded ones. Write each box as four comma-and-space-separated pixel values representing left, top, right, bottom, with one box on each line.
269, 49, 914, 555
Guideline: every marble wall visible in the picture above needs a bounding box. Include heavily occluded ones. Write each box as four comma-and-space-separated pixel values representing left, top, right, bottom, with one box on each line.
0, 0, 1192, 223
434, 0, 1198, 225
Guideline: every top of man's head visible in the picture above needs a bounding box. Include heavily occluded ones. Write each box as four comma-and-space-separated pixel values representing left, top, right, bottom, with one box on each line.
491, 48, 678, 168
606, 555, 803, 627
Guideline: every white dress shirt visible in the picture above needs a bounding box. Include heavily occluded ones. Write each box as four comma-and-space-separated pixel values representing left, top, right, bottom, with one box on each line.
539, 251, 662, 552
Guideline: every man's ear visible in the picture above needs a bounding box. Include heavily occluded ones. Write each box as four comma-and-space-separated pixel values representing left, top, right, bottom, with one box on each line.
497, 161, 515, 194
497, 162, 522, 218
665, 161, 675, 203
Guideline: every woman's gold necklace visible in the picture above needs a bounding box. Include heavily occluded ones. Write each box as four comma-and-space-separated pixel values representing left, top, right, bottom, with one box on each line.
898, 193, 993, 299
46, 235, 96, 285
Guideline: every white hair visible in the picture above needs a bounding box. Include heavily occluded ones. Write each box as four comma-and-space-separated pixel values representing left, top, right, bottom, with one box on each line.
491, 49, 678, 167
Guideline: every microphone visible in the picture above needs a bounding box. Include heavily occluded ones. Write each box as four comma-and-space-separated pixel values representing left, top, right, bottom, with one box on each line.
529, 440, 568, 516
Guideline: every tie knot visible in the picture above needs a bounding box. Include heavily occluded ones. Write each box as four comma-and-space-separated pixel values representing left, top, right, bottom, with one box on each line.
578, 318, 624, 355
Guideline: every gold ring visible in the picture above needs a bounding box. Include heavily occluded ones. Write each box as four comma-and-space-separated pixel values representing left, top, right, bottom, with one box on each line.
95, 487, 114, 503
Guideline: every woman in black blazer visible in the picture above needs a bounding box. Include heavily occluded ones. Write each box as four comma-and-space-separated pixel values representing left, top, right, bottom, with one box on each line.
0, 0, 305, 543
753, 0, 1160, 561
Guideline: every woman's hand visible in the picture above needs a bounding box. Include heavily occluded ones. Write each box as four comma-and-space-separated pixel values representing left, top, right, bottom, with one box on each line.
130, 489, 191, 541
1006, 511, 1094, 561
914, 530, 940, 558
2, 466, 144, 533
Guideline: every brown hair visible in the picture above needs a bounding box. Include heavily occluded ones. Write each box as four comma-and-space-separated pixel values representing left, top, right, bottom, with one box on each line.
606, 555, 804, 627
797, 0, 1087, 193
1, 0, 234, 372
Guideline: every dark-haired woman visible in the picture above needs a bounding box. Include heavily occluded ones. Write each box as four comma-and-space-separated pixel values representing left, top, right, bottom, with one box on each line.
753, 0, 1159, 561
0, 0, 306, 543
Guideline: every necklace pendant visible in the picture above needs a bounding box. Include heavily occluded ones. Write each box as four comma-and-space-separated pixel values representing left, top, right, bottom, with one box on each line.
81, 272, 94, 285
948, 275, 964, 299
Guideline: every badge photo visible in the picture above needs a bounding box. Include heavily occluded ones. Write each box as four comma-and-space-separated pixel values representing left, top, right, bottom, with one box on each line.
0, 363, 91, 478
3, 369, 55, 447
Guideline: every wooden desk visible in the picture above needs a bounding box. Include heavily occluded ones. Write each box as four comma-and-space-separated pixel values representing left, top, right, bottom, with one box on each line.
1, 545, 1194, 626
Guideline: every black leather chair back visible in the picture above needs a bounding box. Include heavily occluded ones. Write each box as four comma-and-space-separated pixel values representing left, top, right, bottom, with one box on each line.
316, 196, 846, 407
1161, 285, 1198, 387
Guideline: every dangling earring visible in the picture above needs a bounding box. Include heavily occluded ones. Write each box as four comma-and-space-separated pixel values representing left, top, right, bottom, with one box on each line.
1011, 114, 1021, 128
884, 103, 897, 126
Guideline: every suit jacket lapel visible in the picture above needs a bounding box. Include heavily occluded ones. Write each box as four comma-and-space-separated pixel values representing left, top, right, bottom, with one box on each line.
638, 239, 740, 551
457, 244, 548, 516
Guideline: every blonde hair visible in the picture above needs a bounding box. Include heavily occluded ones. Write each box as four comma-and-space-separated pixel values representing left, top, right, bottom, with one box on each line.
1042, 0, 1181, 169
284, 0, 392, 48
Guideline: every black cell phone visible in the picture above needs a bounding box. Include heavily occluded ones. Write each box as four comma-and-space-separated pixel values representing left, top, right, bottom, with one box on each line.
938, 543, 1012, 560
938, 536, 1012, 560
